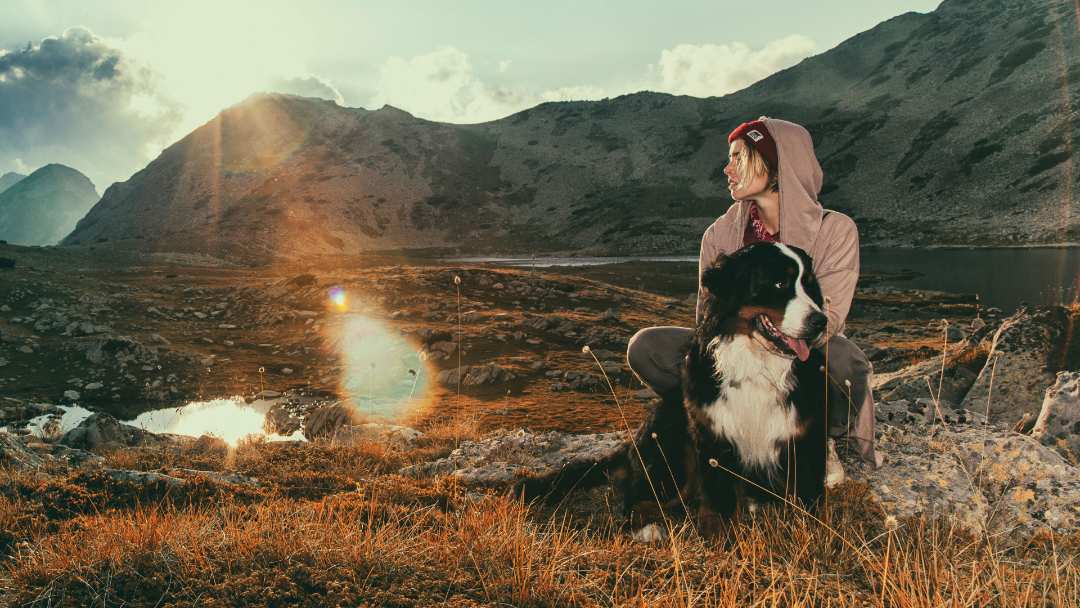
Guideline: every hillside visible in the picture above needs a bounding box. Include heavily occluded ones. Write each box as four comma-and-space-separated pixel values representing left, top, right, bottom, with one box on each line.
0, 165, 98, 246
0, 172, 24, 194
62, 0, 1079, 259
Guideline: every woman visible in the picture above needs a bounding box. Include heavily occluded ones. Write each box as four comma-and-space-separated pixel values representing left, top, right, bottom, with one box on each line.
626, 117, 880, 467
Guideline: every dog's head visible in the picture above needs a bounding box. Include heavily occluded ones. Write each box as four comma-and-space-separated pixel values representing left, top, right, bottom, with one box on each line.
699, 243, 828, 361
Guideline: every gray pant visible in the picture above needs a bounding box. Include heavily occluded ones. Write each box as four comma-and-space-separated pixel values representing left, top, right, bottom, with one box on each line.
626, 326, 880, 467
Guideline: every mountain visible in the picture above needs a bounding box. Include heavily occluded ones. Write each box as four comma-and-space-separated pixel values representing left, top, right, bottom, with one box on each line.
0, 172, 25, 194
63, 0, 1080, 259
0, 165, 99, 246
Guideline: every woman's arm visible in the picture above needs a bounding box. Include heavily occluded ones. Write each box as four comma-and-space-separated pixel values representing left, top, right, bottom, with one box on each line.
695, 223, 723, 326
813, 213, 860, 339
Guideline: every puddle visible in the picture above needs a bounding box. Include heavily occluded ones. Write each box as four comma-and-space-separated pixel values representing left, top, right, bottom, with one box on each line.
27, 405, 94, 440
127, 398, 306, 445
25, 399, 306, 445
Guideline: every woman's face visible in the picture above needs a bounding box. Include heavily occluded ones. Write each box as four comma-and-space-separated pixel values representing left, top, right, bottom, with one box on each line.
724, 140, 770, 201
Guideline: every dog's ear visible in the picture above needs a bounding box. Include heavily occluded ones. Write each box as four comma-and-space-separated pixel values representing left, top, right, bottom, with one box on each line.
794, 248, 825, 308
700, 254, 730, 296
700, 250, 752, 323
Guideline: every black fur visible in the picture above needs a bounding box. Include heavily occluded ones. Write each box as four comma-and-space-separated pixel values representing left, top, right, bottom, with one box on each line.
517, 243, 831, 538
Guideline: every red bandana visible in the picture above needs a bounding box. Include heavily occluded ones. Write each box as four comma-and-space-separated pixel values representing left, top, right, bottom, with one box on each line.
743, 202, 779, 246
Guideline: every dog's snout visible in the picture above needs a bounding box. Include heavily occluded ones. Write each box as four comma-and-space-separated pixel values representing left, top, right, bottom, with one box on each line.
806, 312, 827, 336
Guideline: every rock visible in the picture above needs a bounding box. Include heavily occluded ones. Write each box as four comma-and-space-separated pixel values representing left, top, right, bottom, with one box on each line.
961, 306, 1078, 426
59, 413, 175, 451
169, 468, 260, 487
63, 390, 80, 401
303, 403, 356, 440
0, 431, 47, 471
1032, 371, 1080, 462
436, 364, 516, 389
401, 428, 625, 485
329, 423, 425, 448
83, 382, 103, 390
874, 343, 981, 406
846, 398, 1080, 539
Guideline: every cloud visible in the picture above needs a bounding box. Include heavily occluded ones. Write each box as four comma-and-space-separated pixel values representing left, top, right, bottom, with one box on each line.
366, 36, 815, 123
269, 75, 345, 105
369, 47, 518, 123
649, 35, 817, 98
368, 46, 607, 123
0, 27, 181, 189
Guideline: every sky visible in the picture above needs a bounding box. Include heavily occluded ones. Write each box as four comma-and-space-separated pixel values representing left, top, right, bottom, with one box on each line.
0, 0, 942, 191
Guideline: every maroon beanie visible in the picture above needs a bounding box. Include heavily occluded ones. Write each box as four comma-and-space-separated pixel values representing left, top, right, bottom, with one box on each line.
727, 120, 778, 172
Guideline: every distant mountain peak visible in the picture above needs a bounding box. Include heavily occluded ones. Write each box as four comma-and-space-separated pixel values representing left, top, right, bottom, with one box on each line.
0, 164, 99, 246
0, 172, 25, 195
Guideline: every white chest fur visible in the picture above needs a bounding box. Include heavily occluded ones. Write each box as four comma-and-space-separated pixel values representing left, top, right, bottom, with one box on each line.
703, 335, 799, 471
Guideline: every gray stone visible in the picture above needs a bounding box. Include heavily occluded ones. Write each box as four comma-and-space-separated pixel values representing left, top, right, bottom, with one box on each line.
401, 428, 625, 485
436, 364, 516, 388
328, 423, 425, 448
59, 413, 176, 451
961, 306, 1078, 426
1032, 371, 1080, 462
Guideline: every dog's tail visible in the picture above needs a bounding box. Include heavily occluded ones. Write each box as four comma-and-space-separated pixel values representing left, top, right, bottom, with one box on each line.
512, 443, 632, 504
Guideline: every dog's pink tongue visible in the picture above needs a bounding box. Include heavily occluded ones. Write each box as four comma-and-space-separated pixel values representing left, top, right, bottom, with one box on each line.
783, 336, 810, 362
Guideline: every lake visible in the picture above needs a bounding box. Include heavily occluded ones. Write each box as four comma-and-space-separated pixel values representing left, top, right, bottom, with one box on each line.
448, 247, 1080, 311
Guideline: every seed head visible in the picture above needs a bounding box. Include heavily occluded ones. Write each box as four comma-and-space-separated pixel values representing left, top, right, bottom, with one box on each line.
650, 432, 658, 439
453, 275, 462, 285
708, 458, 719, 468
844, 379, 851, 387
581, 345, 591, 354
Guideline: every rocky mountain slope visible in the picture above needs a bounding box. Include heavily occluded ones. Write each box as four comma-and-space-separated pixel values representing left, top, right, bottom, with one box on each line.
0, 165, 98, 246
63, 0, 1079, 260
0, 172, 25, 194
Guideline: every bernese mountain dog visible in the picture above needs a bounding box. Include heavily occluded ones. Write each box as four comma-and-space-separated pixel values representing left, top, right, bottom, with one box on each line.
518, 242, 831, 541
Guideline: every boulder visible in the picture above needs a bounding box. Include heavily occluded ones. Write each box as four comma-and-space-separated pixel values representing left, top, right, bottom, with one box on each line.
59, 413, 175, 451
436, 364, 516, 389
401, 428, 625, 486
845, 400, 1080, 539
329, 423, 425, 448
0, 431, 47, 471
961, 306, 1079, 426
1032, 371, 1080, 462
302, 402, 356, 440
873, 339, 983, 406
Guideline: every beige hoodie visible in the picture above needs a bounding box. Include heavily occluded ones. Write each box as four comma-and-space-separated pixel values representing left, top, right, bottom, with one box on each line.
696, 117, 860, 339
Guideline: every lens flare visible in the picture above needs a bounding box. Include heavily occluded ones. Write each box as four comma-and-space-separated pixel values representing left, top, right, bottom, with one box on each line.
328, 286, 347, 310
325, 313, 432, 421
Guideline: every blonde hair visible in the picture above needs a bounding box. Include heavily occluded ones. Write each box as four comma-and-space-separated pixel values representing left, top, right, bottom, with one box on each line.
728, 138, 778, 193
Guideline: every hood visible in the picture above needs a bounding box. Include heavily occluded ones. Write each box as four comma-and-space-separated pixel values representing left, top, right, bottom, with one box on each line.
757, 117, 825, 252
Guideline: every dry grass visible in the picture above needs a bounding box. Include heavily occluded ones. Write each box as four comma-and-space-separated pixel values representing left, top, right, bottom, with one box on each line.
0, 432, 1077, 607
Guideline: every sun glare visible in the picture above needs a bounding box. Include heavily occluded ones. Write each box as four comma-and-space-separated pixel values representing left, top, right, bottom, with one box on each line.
325, 313, 433, 421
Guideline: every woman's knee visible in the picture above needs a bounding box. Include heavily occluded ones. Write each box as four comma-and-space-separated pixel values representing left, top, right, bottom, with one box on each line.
626, 327, 658, 374
626, 326, 693, 380
826, 335, 874, 379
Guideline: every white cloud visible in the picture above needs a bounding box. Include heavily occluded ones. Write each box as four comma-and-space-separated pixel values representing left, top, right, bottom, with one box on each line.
270, 75, 346, 105
650, 35, 817, 98
0, 27, 181, 189
368, 47, 536, 123
366, 36, 814, 123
